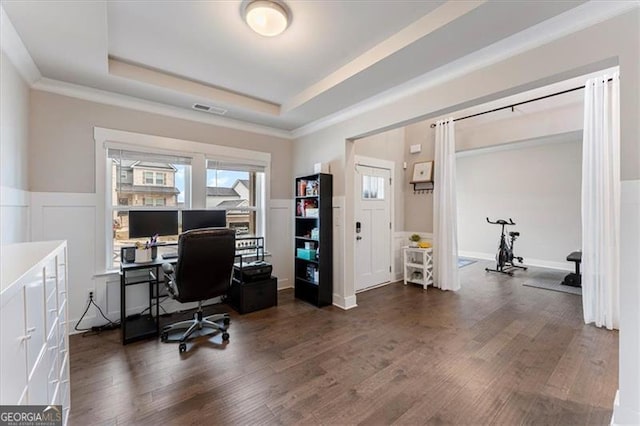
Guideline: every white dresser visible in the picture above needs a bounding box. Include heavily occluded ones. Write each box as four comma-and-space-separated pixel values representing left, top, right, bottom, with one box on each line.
1, 240, 70, 425
403, 246, 433, 290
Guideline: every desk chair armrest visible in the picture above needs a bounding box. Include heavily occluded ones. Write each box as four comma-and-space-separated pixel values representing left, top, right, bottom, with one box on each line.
162, 262, 174, 276
162, 263, 178, 298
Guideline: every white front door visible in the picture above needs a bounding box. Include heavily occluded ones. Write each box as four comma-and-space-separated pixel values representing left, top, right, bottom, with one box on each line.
355, 164, 392, 291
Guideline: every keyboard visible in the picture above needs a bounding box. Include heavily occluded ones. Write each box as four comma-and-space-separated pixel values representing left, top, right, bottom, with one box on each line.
162, 252, 178, 260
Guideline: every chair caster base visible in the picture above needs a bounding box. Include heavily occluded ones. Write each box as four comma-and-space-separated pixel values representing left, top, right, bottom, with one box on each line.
179, 343, 187, 353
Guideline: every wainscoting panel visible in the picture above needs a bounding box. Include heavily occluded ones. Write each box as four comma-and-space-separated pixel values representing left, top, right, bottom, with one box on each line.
268, 199, 293, 290
41, 205, 97, 329
0, 186, 30, 244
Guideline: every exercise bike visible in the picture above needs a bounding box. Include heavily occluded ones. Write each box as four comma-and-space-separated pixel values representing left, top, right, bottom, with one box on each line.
485, 217, 527, 276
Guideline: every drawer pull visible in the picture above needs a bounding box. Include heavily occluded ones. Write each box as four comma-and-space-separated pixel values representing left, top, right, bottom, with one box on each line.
61, 379, 69, 384
59, 290, 67, 295
49, 379, 59, 384
27, 327, 36, 333
49, 345, 58, 351
20, 335, 32, 341
49, 308, 57, 313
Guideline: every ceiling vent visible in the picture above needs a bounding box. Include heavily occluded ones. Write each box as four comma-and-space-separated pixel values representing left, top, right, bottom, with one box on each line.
192, 103, 227, 115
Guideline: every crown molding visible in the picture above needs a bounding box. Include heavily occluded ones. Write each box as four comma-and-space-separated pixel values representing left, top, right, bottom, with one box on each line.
291, 1, 639, 139
32, 78, 293, 140
0, 6, 41, 84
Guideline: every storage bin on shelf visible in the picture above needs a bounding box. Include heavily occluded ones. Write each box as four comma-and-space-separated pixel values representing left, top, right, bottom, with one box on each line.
297, 248, 317, 260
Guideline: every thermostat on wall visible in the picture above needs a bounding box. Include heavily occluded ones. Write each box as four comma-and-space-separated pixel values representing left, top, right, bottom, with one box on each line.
410, 144, 422, 154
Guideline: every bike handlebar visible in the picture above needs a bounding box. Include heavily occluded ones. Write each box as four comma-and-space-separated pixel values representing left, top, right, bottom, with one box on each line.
486, 217, 516, 225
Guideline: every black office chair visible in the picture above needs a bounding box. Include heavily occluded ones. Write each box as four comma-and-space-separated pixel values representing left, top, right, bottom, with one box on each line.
161, 227, 235, 353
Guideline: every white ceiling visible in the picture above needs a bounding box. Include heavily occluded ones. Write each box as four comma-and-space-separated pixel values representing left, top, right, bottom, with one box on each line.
3, 0, 607, 133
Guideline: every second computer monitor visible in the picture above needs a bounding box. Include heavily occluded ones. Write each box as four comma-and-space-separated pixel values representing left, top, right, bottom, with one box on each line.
182, 210, 226, 232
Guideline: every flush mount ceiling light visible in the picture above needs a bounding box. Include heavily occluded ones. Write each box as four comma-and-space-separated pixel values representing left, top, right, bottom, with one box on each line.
242, 0, 290, 37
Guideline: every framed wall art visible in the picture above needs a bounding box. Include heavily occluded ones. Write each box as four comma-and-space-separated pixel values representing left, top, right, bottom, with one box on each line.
411, 161, 433, 183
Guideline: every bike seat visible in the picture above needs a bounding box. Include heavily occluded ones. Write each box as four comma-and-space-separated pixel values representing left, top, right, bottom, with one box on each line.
509, 231, 520, 237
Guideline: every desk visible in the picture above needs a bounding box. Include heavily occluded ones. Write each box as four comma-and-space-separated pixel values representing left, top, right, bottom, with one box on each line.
119, 236, 268, 344
120, 257, 176, 344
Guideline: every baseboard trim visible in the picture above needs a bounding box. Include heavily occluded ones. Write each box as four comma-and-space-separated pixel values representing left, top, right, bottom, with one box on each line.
278, 278, 293, 291
356, 280, 397, 294
333, 294, 358, 310
612, 389, 640, 425
459, 250, 572, 272
277, 278, 292, 291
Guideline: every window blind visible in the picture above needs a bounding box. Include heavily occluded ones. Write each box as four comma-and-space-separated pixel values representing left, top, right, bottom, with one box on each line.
206, 159, 266, 173
108, 148, 192, 165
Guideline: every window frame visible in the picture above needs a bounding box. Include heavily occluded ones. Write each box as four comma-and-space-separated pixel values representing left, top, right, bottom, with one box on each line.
205, 161, 266, 238
95, 127, 271, 274
155, 172, 165, 186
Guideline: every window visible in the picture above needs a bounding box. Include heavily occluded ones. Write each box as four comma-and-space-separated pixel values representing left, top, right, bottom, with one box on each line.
99, 128, 271, 273
108, 148, 191, 269
362, 175, 385, 200
206, 160, 265, 237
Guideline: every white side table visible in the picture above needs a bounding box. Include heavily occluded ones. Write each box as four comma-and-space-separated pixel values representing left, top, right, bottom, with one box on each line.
403, 246, 433, 290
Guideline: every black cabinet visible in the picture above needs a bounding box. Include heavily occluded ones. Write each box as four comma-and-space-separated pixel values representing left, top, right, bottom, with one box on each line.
294, 173, 333, 307
228, 277, 277, 314
228, 236, 277, 313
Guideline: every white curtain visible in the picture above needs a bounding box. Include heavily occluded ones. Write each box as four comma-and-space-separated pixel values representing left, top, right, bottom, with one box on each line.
581, 72, 620, 330
433, 118, 460, 291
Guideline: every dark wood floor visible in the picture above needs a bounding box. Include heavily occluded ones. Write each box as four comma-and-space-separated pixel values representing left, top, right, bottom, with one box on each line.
68, 261, 618, 425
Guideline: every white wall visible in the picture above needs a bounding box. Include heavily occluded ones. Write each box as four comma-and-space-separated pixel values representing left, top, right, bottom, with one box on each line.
457, 136, 582, 270
403, 122, 435, 233
0, 52, 30, 243
293, 9, 639, 421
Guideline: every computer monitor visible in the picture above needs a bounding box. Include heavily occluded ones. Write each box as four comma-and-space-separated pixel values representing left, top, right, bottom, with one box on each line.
128, 210, 179, 238
182, 210, 226, 231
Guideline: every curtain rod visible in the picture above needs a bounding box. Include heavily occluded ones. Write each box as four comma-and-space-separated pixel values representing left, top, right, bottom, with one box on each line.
429, 78, 614, 128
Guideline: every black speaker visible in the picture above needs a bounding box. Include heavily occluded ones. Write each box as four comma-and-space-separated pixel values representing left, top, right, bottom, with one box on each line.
122, 247, 136, 264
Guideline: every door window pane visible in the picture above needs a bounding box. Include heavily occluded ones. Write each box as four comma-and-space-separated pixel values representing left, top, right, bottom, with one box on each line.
362, 175, 385, 200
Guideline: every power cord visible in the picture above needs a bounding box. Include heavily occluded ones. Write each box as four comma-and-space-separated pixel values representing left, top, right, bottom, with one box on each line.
75, 291, 121, 335
139, 295, 171, 317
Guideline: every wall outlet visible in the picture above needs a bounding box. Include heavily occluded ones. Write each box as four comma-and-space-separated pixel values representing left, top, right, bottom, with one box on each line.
87, 290, 94, 302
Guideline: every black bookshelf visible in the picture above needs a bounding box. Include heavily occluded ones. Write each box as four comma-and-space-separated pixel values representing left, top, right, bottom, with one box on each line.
294, 173, 333, 307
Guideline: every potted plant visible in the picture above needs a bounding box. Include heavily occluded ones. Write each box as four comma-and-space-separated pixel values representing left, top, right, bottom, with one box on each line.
409, 234, 421, 247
